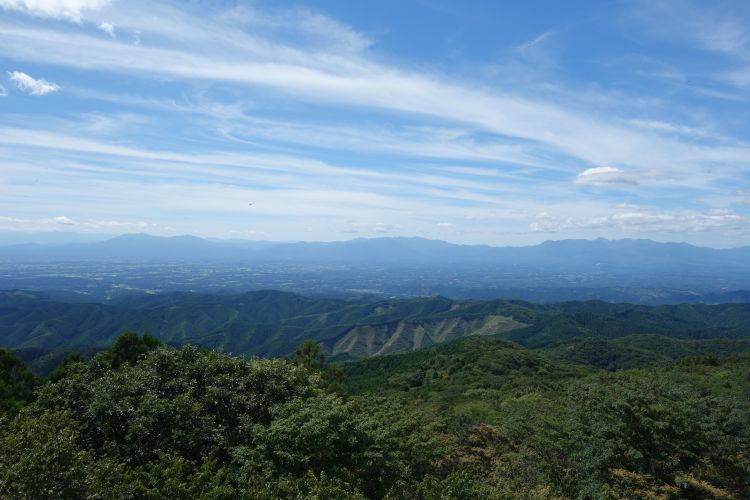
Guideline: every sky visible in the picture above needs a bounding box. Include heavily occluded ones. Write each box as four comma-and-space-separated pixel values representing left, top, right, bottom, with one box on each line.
0, 0, 749, 247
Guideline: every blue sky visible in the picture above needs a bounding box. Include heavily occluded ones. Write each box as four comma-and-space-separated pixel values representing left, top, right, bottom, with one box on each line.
0, 0, 749, 246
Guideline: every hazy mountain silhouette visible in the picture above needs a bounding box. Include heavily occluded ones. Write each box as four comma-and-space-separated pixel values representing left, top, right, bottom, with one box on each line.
0, 234, 748, 273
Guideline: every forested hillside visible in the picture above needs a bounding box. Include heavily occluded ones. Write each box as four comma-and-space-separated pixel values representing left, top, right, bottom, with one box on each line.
1, 334, 748, 498
3, 289, 750, 375
342, 337, 750, 497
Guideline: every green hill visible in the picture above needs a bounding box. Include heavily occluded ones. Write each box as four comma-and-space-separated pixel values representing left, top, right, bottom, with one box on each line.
541, 334, 750, 370
339, 336, 750, 497
3, 290, 750, 375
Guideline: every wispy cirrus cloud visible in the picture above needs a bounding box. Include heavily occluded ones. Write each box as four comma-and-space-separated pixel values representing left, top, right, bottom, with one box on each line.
515, 30, 556, 53
0, 1, 747, 245
1, 12, 748, 180
628, 0, 750, 89
625, 119, 711, 139
0, 0, 109, 22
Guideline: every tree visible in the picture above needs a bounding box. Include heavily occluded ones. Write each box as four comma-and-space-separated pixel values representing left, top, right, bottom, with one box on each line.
0, 349, 38, 416
2, 344, 419, 497
97, 332, 162, 369
48, 352, 86, 382
292, 340, 325, 371
0, 410, 91, 498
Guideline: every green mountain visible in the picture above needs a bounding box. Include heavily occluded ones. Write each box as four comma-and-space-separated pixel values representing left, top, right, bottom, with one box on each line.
3, 289, 750, 374
2, 290, 530, 372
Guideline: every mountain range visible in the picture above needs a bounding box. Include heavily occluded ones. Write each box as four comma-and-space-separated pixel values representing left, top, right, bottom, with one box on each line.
1, 233, 749, 269
4, 289, 750, 375
3, 234, 750, 306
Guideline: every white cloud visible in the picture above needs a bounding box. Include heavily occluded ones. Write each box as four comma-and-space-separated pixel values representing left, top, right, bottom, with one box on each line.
695, 18, 749, 55
0, 2, 747, 246
8, 71, 59, 95
0, 0, 109, 22
614, 203, 641, 210
294, 9, 371, 53
626, 119, 709, 138
97, 21, 115, 38
52, 215, 74, 225
221, 117, 549, 170
0, 5, 748, 181
87, 219, 148, 230
0, 84, 7, 96
0, 126, 543, 205
341, 221, 401, 235
373, 222, 398, 233
0, 214, 151, 232
529, 208, 746, 234
575, 166, 639, 186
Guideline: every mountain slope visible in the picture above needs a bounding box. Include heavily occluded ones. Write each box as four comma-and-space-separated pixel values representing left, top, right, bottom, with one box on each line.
2, 289, 750, 374
540, 334, 750, 370
338, 336, 750, 497
0, 291, 534, 371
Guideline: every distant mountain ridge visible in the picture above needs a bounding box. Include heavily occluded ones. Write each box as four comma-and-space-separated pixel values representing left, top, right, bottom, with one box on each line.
1, 234, 749, 270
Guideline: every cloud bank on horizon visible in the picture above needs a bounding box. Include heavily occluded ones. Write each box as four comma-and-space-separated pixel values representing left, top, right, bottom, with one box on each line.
0, 0, 748, 246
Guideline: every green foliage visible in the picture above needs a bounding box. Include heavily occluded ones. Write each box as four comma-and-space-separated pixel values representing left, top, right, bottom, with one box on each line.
542, 334, 750, 371
0, 410, 92, 498
343, 337, 750, 498
0, 348, 38, 416
0, 339, 426, 498
32, 344, 315, 466
1, 331, 749, 497
343, 337, 584, 403
255, 393, 395, 496
415, 472, 505, 499
292, 339, 325, 371
96, 331, 161, 369
47, 351, 85, 382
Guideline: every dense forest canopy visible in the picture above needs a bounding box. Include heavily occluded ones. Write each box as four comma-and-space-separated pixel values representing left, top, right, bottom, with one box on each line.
1, 333, 748, 498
